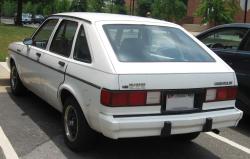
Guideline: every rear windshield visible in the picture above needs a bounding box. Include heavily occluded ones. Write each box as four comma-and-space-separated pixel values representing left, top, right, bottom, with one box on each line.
103, 24, 215, 62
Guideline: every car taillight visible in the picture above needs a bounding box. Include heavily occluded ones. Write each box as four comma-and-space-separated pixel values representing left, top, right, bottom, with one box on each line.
205, 87, 237, 102
100, 89, 161, 107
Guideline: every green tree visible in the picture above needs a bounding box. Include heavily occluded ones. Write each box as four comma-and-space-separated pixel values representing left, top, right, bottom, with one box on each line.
113, 0, 126, 14
151, 0, 186, 22
43, 5, 53, 16
88, 0, 104, 12
136, 0, 153, 17
55, 0, 71, 13
71, 0, 88, 12
2, 0, 16, 17
23, 1, 33, 14
196, 0, 239, 26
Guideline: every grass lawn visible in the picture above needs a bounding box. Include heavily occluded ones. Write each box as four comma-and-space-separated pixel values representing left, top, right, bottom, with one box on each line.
0, 23, 35, 61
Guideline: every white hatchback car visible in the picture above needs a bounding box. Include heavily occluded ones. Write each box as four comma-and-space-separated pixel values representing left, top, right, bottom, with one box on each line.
8, 12, 243, 151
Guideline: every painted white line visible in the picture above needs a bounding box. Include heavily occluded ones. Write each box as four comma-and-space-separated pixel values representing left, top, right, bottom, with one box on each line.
0, 127, 19, 159
0, 62, 10, 72
206, 132, 250, 154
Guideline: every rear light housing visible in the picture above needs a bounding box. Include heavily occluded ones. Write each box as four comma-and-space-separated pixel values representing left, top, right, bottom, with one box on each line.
100, 89, 161, 107
205, 87, 237, 102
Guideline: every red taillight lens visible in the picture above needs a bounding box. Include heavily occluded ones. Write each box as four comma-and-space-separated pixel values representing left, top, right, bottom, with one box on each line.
216, 88, 228, 100
128, 91, 146, 105
100, 89, 111, 106
111, 92, 128, 106
206, 87, 237, 102
100, 89, 159, 107
227, 87, 237, 99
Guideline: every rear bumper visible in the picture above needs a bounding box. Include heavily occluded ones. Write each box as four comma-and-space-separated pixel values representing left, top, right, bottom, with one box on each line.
98, 108, 243, 139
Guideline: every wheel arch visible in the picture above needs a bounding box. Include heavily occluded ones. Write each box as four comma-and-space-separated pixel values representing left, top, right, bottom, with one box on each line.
58, 85, 90, 122
9, 55, 17, 68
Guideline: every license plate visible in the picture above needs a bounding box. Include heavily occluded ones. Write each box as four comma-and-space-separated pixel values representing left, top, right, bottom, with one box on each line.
166, 93, 194, 111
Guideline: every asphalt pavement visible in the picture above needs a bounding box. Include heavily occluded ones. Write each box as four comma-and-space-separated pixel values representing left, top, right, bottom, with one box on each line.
0, 63, 250, 159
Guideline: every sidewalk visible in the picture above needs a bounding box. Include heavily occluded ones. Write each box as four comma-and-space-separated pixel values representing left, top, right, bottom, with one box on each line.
0, 62, 10, 73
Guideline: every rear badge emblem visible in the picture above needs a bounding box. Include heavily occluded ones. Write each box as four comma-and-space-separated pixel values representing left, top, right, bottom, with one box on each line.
122, 83, 146, 89
214, 81, 233, 86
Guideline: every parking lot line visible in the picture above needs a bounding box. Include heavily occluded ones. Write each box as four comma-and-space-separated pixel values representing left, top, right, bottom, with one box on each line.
206, 132, 250, 155
0, 127, 19, 159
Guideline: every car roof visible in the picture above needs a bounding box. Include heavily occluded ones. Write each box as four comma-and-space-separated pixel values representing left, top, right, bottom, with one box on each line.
197, 23, 250, 37
52, 12, 178, 27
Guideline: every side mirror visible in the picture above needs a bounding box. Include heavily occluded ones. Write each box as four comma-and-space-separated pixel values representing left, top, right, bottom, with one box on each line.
23, 38, 33, 45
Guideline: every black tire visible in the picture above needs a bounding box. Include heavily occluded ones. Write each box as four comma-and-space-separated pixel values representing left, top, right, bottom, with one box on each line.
10, 64, 26, 96
63, 97, 97, 152
172, 132, 200, 142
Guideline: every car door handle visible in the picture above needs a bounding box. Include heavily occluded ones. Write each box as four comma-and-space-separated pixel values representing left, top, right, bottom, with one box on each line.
36, 52, 41, 57
58, 61, 65, 67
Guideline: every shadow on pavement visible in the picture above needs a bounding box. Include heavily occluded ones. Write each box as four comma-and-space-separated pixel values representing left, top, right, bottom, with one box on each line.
6, 88, 220, 159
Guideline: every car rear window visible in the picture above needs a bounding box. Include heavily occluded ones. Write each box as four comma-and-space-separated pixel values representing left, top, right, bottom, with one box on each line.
103, 24, 215, 62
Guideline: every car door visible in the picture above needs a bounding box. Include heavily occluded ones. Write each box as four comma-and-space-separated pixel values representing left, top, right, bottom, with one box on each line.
22, 19, 59, 96
38, 19, 79, 110
198, 28, 248, 69
233, 30, 250, 87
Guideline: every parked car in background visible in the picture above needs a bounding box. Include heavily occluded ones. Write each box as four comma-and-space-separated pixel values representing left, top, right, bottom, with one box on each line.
32, 15, 45, 24
197, 23, 250, 114
14, 13, 32, 24
22, 13, 32, 24
8, 13, 243, 151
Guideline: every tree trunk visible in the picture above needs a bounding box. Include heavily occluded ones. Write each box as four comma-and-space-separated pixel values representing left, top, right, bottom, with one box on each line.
16, 0, 22, 26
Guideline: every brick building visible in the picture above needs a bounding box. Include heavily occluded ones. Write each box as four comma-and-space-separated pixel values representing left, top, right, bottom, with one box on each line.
187, 0, 250, 24
124, 0, 137, 15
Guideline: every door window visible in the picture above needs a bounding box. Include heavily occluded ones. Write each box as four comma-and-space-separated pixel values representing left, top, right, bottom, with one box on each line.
32, 19, 58, 49
50, 20, 78, 57
73, 25, 92, 63
200, 28, 248, 50
242, 36, 250, 51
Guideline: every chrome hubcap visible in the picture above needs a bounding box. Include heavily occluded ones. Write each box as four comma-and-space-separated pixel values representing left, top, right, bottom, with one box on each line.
64, 105, 78, 142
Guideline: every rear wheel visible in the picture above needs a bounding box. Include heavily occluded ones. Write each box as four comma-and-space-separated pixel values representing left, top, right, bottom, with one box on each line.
10, 64, 26, 96
172, 132, 200, 141
63, 97, 97, 152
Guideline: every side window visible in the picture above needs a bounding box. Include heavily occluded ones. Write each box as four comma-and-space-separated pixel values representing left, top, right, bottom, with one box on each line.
50, 20, 78, 57
242, 36, 250, 51
32, 19, 58, 49
73, 25, 92, 63
200, 28, 248, 50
